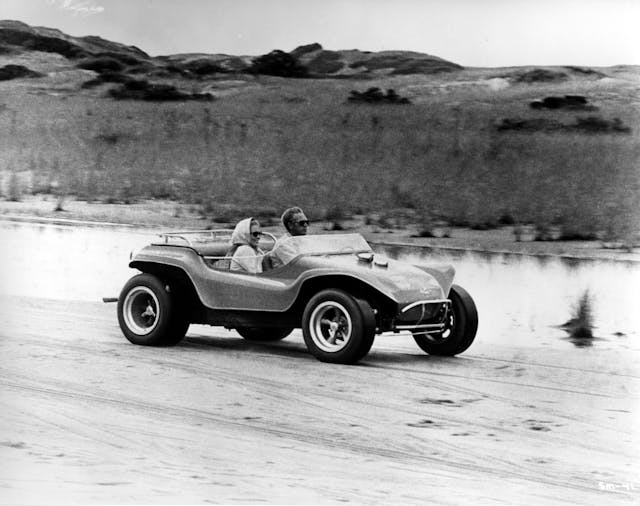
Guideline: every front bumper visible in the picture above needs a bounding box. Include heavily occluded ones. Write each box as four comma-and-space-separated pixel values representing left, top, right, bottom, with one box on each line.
388, 299, 451, 335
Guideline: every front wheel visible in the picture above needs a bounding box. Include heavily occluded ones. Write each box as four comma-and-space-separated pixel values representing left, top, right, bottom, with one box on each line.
302, 289, 375, 364
413, 284, 478, 356
236, 327, 293, 342
117, 273, 189, 346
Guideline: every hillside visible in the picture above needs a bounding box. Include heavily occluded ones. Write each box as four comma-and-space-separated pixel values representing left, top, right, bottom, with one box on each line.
0, 20, 461, 79
0, 21, 638, 244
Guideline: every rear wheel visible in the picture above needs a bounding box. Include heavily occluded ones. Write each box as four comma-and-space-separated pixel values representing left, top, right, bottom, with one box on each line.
302, 289, 375, 364
236, 327, 293, 342
117, 273, 189, 346
412, 284, 478, 356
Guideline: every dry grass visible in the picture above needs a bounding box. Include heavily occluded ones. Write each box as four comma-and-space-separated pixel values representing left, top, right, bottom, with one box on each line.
0, 70, 639, 239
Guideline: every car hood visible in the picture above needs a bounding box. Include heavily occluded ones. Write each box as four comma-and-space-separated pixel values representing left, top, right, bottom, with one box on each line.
292, 252, 455, 305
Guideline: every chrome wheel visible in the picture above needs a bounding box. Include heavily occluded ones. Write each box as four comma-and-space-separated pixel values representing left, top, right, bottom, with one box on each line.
308, 301, 352, 352
122, 286, 160, 335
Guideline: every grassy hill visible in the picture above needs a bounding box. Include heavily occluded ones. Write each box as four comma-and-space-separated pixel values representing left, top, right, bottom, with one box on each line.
0, 21, 638, 240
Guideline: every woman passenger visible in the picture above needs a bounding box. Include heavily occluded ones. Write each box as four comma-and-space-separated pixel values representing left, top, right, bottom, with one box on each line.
229, 217, 264, 273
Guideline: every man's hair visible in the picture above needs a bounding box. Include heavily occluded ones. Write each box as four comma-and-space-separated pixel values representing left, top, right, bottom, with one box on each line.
281, 206, 304, 232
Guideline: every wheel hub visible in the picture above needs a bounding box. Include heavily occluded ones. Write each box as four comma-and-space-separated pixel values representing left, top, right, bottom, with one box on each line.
123, 286, 160, 336
310, 301, 352, 352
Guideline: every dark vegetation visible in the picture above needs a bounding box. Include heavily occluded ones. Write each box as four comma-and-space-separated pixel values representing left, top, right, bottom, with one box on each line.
564, 66, 606, 77
349, 54, 461, 74
290, 42, 323, 59
307, 51, 344, 74
496, 116, 630, 133
248, 50, 309, 78
514, 68, 568, 83
77, 56, 126, 73
180, 59, 226, 76
0, 64, 43, 80
348, 87, 411, 104
530, 95, 597, 111
108, 79, 214, 101
562, 291, 594, 341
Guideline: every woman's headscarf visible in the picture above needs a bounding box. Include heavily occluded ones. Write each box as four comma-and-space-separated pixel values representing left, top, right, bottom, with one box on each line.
228, 217, 261, 257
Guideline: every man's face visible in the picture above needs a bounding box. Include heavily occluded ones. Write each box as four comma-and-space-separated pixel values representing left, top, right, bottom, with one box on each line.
289, 212, 309, 236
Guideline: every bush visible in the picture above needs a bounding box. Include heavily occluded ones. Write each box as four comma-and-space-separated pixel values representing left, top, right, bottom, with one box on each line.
515, 69, 568, 83
529, 95, 597, 111
248, 50, 309, 78
290, 43, 323, 58
496, 116, 630, 134
0, 64, 43, 80
348, 87, 411, 104
93, 51, 144, 66
108, 80, 215, 101
77, 57, 125, 73
181, 59, 225, 76
563, 290, 594, 339
573, 116, 631, 133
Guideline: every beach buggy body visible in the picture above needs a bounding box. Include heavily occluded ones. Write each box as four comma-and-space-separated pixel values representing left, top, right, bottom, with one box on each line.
116, 231, 478, 364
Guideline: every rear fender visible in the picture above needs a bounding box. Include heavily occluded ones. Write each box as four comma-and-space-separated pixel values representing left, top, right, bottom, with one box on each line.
129, 261, 205, 320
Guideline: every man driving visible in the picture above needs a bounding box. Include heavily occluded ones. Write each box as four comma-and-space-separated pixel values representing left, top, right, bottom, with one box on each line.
266, 206, 309, 269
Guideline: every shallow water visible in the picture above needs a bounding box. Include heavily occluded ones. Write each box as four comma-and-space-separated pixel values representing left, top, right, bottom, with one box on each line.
1, 221, 638, 352
376, 243, 640, 352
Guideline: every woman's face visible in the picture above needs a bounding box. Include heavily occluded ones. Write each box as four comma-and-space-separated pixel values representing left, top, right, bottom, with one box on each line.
249, 222, 262, 248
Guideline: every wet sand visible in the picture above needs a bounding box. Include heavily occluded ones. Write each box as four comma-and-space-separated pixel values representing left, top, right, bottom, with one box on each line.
1, 295, 638, 504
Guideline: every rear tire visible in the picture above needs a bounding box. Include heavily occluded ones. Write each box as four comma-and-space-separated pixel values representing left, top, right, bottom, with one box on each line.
302, 289, 375, 364
236, 327, 293, 342
117, 273, 189, 346
413, 284, 478, 356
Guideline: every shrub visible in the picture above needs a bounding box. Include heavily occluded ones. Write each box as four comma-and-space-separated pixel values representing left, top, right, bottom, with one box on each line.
573, 116, 631, 133
290, 43, 323, 58
181, 59, 225, 76
496, 116, 630, 134
76, 57, 125, 73
248, 50, 309, 78
515, 69, 568, 83
348, 87, 411, 104
563, 290, 594, 339
564, 66, 605, 77
0, 64, 43, 80
108, 80, 214, 101
93, 51, 144, 66
390, 60, 461, 75
529, 95, 597, 111
496, 118, 563, 132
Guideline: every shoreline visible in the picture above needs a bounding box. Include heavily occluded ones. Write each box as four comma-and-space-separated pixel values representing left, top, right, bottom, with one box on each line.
2, 196, 639, 263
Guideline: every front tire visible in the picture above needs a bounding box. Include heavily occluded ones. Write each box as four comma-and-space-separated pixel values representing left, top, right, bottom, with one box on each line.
236, 327, 293, 342
413, 284, 478, 356
302, 289, 375, 364
117, 273, 189, 346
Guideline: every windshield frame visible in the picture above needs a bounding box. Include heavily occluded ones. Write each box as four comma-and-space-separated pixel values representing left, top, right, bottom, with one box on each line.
271, 233, 373, 262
